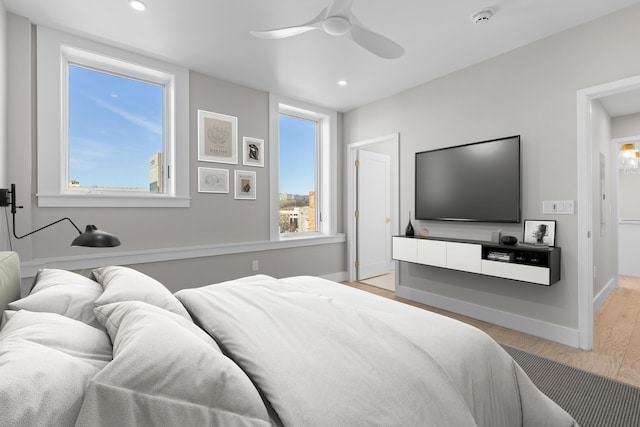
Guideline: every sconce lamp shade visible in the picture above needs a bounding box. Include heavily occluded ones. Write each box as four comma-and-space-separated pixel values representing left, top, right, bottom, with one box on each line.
71, 225, 121, 248
620, 143, 636, 152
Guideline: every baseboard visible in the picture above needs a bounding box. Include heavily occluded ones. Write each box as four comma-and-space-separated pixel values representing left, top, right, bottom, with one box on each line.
321, 271, 349, 282
593, 277, 616, 313
396, 284, 580, 348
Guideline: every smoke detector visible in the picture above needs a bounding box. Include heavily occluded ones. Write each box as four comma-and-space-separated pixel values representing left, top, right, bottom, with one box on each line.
471, 9, 494, 24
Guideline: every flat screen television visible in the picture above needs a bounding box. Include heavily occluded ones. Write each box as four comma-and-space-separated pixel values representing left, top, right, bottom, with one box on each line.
415, 135, 521, 223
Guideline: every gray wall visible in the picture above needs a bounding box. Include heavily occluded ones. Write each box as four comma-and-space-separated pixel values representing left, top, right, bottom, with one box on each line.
5, 14, 345, 285
590, 100, 614, 298
343, 4, 640, 331
0, 2, 7, 250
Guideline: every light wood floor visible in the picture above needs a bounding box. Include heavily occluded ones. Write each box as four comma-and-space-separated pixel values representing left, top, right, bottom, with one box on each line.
344, 275, 640, 388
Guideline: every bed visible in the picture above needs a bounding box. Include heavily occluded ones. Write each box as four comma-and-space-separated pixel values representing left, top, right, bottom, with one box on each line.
0, 251, 579, 426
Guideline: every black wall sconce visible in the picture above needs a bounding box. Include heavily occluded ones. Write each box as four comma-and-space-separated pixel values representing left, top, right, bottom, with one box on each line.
0, 184, 120, 247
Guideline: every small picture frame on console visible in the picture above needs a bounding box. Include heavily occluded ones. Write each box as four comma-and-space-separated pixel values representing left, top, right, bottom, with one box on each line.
523, 220, 556, 246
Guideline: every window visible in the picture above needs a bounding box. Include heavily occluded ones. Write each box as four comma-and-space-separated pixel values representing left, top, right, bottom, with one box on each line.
67, 64, 165, 193
269, 95, 337, 239
278, 114, 318, 233
36, 27, 189, 207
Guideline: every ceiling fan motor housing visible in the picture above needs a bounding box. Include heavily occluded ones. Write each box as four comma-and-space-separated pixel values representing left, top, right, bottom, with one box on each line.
323, 16, 351, 35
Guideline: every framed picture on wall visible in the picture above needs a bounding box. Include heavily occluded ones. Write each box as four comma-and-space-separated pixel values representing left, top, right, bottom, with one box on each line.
197, 110, 238, 164
234, 170, 256, 200
523, 219, 556, 246
242, 137, 265, 167
197, 167, 229, 193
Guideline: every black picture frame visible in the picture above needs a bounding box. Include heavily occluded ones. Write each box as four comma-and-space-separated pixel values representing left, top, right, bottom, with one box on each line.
523, 219, 556, 246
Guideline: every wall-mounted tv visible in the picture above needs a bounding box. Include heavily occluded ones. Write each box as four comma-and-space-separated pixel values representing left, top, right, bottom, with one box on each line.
415, 135, 521, 223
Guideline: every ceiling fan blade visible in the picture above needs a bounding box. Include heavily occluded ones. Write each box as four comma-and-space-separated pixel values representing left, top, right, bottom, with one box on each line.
326, 0, 354, 18
250, 8, 325, 39
349, 19, 405, 59
250, 26, 318, 39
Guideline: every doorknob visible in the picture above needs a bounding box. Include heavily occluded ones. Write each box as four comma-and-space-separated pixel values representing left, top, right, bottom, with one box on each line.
385, 217, 391, 223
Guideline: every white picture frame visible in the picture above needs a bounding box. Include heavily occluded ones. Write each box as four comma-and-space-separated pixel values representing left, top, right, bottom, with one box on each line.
197, 110, 238, 164
197, 167, 229, 193
242, 137, 265, 167
234, 170, 256, 200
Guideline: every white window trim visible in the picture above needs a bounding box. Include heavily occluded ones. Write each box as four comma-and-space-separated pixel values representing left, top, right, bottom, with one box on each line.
269, 94, 337, 240
36, 26, 190, 208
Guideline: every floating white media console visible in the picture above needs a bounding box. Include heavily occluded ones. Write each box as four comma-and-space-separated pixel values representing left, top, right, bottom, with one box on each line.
392, 236, 561, 286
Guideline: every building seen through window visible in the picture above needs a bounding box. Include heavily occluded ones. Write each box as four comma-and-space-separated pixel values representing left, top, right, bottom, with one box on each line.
278, 114, 318, 233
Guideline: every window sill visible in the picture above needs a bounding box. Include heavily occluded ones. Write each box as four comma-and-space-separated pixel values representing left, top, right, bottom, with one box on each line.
37, 193, 191, 208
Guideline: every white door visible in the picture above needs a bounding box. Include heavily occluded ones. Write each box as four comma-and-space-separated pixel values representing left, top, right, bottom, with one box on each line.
357, 150, 392, 280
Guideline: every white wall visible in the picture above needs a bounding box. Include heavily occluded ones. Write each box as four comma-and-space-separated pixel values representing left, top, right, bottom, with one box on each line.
612, 112, 640, 277
343, 4, 640, 344
613, 113, 640, 220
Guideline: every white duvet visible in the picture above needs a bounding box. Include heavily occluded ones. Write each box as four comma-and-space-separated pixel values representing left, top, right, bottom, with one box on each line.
175, 275, 578, 427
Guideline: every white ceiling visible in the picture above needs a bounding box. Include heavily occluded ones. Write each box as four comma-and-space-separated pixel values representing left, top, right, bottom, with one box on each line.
4, 0, 640, 113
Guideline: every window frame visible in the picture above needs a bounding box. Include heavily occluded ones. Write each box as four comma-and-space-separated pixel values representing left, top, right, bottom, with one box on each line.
36, 26, 190, 208
269, 94, 337, 240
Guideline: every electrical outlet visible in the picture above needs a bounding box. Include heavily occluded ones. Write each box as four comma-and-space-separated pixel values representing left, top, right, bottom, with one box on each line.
252, 260, 259, 272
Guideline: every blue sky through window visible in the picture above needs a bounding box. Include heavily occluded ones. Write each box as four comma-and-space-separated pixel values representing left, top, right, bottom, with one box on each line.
279, 114, 316, 196
68, 65, 164, 190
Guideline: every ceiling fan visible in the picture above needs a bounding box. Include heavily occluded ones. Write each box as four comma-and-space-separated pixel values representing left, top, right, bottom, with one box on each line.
250, 0, 405, 60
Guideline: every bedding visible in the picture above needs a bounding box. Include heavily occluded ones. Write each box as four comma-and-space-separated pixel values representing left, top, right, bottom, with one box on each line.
176, 274, 579, 427
9, 269, 104, 329
92, 265, 192, 320
0, 252, 578, 427
77, 300, 271, 426
0, 310, 112, 427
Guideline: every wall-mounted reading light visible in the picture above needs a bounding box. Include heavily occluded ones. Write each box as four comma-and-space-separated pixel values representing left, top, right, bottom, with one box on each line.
0, 184, 121, 247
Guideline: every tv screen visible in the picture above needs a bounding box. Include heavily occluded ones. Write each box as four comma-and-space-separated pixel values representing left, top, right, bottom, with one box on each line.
415, 135, 521, 223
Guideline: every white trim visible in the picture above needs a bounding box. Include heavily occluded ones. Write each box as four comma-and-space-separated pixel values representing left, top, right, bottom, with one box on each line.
346, 134, 400, 282
19, 234, 346, 278
36, 26, 190, 208
593, 277, 617, 313
269, 93, 338, 240
396, 283, 580, 347
620, 219, 640, 224
576, 73, 640, 350
36, 193, 190, 208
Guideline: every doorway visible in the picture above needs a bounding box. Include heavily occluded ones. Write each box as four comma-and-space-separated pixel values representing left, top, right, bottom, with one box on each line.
347, 134, 400, 288
577, 74, 640, 350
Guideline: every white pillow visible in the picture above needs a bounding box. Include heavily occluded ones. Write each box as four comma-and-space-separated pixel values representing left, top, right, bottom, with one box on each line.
0, 309, 16, 329
92, 266, 191, 320
94, 301, 216, 350
0, 311, 110, 427
0, 310, 112, 369
9, 269, 103, 329
77, 301, 270, 426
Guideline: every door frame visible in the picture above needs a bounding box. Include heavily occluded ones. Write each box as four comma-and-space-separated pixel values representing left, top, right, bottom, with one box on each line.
577, 74, 640, 349
346, 133, 400, 282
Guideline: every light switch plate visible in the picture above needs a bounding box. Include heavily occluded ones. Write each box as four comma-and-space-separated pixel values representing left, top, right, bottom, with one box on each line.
542, 200, 574, 215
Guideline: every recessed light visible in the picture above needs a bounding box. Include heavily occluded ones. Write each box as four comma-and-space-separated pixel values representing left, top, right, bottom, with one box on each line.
129, 0, 147, 11
338, 80, 348, 86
